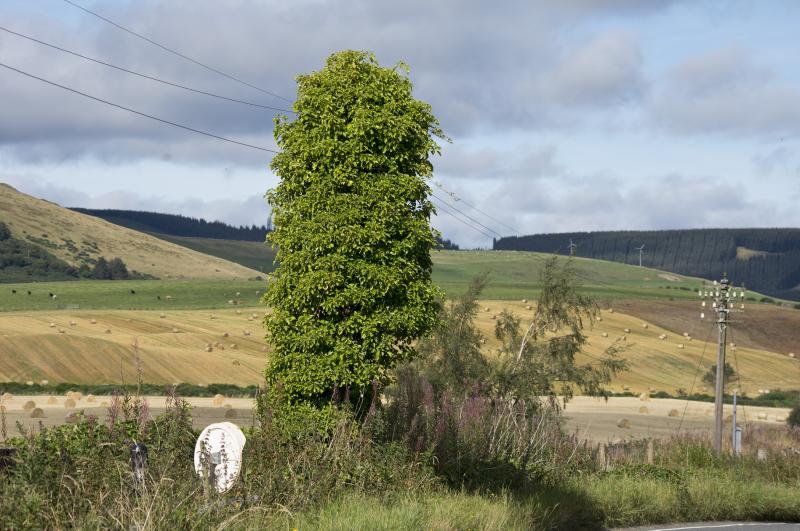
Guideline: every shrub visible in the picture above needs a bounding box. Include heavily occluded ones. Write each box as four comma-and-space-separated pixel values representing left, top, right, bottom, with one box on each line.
788, 404, 800, 429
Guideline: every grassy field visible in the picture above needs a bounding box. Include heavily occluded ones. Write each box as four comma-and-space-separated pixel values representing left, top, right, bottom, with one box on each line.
148, 233, 277, 273
0, 183, 259, 280
433, 249, 710, 300
0, 250, 714, 312
0, 279, 266, 311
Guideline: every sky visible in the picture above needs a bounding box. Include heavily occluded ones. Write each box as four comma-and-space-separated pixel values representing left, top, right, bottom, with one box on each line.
1, 0, 799, 248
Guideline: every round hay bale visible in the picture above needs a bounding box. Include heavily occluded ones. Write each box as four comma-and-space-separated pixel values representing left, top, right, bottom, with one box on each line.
642, 323, 649, 329
638, 406, 649, 414
601, 332, 608, 337
230, 343, 238, 350
65, 412, 80, 423
789, 353, 795, 358
90, 319, 97, 324
72, 391, 83, 401
490, 314, 496, 320
105, 328, 112, 334
659, 334, 667, 340
243, 330, 251, 336
25, 380, 33, 386
668, 409, 680, 417
261, 346, 268, 352
40, 379, 49, 385
616, 418, 630, 429
86, 395, 96, 403
484, 307, 490, 312
622, 385, 630, 391
596, 316, 603, 322
608, 308, 614, 313
58, 328, 66, 334
222, 332, 229, 338
236, 310, 242, 315
232, 360, 241, 366
64, 398, 76, 409
49, 322, 56, 328
678, 344, 685, 349
521, 298, 527, 304
212, 394, 225, 407
69, 321, 76, 327
172, 327, 179, 333
2, 392, 13, 401
620, 335, 627, 341
159, 313, 166, 318
29, 407, 45, 419
757, 412, 768, 420
623, 328, 631, 333
204, 346, 213, 352
47, 396, 58, 405
210, 314, 217, 320
639, 392, 650, 402
224, 409, 238, 419
23, 400, 36, 411
247, 316, 254, 321
526, 305, 532, 310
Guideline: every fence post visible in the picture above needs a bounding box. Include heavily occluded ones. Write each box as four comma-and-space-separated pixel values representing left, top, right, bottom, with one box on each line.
646, 439, 654, 464
598, 442, 607, 470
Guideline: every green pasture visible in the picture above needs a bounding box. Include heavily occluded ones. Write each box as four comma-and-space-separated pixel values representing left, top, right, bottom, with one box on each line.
0, 251, 733, 312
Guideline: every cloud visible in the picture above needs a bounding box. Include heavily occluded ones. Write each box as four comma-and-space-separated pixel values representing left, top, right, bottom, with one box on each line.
0, 0, 674, 165
1, 173, 271, 227
651, 48, 800, 137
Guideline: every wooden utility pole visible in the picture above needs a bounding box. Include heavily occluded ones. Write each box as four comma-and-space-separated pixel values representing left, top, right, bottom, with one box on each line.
699, 276, 745, 454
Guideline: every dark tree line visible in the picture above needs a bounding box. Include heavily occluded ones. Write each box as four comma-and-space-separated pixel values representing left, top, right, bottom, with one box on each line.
72, 209, 271, 241
495, 228, 800, 301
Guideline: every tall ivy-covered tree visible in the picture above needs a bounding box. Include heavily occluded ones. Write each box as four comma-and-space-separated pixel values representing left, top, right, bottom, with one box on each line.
265, 50, 446, 405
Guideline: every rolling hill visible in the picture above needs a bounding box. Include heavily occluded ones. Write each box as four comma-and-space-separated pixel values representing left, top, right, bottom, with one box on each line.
0, 184, 261, 280
495, 229, 800, 301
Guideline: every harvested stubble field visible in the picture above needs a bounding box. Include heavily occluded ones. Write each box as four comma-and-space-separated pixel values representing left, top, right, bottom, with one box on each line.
473, 300, 800, 396
0, 395, 789, 443
0, 309, 268, 385
0, 302, 797, 394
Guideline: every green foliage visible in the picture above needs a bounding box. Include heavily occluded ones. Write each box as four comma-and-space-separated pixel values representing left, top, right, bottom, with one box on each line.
0, 381, 259, 398
418, 273, 490, 389
788, 403, 800, 429
265, 50, 445, 404
702, 362, 738, 394
491, 257, 629, 403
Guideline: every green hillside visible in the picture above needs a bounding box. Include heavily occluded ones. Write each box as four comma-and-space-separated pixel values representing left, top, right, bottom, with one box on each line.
495, 228, 800, 301
432, 250, 705, 300
148, 233, 277, 273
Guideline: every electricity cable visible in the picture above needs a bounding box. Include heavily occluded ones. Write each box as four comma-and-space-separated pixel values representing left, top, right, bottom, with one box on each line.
677, 320, 717, 433
61, 0, 291, 103
432, 180, 521, 235
431, 197, 495, 240
0, 25, 293, 113
430, 192, 503, 238
0, 60, 278, 154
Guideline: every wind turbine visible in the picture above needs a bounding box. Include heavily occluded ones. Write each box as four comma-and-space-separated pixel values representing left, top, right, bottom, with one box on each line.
636, 244, 645, 267
568, 239, 577, 257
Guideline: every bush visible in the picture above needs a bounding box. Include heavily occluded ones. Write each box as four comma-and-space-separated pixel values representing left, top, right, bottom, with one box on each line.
788, 404, 800, 429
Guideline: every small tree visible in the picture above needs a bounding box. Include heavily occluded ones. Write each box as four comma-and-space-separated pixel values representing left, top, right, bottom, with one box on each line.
702, 362, 738, 395
91, 257, 111, 280
109, 257, 129, 280
265, 51, 445, 405
493, 257, 628, 404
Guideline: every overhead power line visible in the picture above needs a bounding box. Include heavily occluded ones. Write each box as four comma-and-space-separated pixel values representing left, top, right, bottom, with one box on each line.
433, 181, 520, 235
61, 0, 291, 103
431, 192, 503, 239
0, 61, 278, 154
432, 198, 495, 240
0, 26, 293, 113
